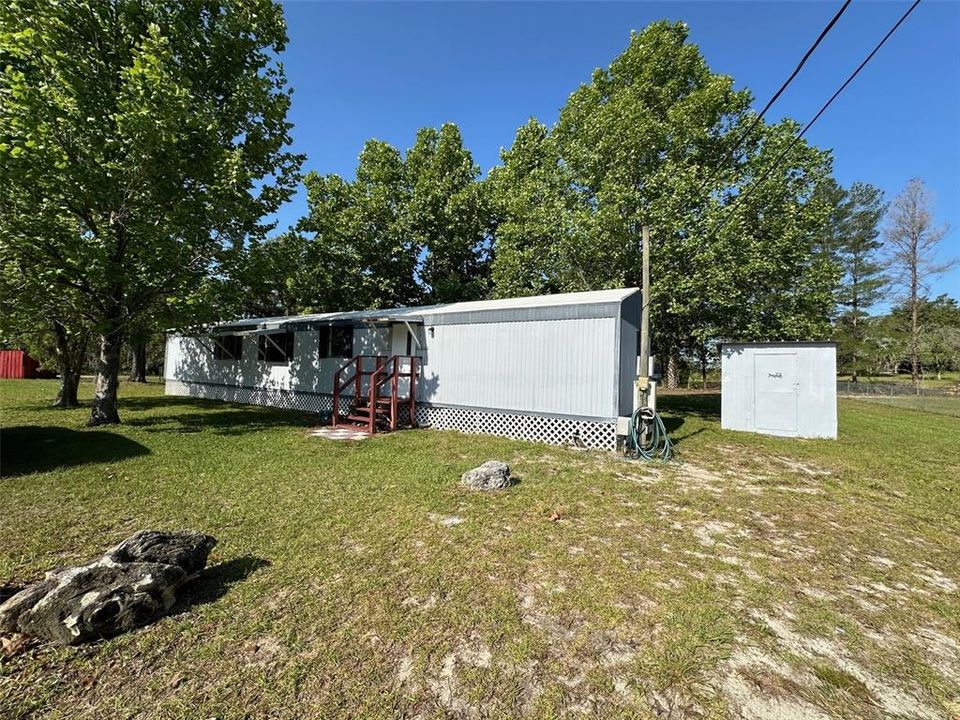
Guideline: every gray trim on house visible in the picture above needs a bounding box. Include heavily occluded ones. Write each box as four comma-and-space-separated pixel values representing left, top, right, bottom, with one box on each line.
423, 300, 627, 326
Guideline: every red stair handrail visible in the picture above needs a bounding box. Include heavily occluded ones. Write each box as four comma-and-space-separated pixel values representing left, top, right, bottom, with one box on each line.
333, 354, 420, 431
332, 354, 385, 426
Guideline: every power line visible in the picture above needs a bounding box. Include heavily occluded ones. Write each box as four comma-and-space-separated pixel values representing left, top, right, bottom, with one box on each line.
712, 0, 922, 236
696, 0, 852, 196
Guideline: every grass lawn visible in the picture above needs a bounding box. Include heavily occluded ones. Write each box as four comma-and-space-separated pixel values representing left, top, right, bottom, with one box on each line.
838, 371, 960, 390
1, 380, 959, 719
852, 395, 960, 419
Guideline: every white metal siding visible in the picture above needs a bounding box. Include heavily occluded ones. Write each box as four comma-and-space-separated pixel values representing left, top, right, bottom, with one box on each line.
721, 343, 837, 439
165, 326, 388, 396
418, 317, 618, 419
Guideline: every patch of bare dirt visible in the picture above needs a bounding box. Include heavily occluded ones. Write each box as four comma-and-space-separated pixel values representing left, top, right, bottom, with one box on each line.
400, 593, 438, 610
720, 644, 828, 720
423, 635, 495, 717
914, 626, 960, 683
750, 609, 943, 720
427, 513, 465, 527
692, 520, 738, 547
241, 635, 284, 667
769, 456, 833, 477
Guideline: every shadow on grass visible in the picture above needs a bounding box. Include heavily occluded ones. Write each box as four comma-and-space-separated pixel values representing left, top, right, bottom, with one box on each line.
174, 555, 271, 610
124, 407, 316, 435
660, 422, 707, 449
649, 393, 720, 449
119, 395, 209, 411
0, 426, 150, 478
658, 392, 721, 419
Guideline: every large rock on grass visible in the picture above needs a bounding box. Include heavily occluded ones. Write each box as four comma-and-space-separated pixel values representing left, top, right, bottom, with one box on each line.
106, 529, 217, 574
0, 530, 216, 645
460, 460, 513, 491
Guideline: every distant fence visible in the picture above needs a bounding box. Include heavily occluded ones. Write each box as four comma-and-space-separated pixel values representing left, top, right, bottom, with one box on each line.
837, 381, 955, 397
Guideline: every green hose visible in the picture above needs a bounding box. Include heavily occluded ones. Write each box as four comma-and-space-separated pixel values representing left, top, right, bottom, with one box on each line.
626, 406, 673, 462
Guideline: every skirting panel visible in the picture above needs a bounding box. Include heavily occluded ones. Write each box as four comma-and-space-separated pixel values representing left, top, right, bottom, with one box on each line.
165, 380, 616, 450
413, 405, 615, 450
164, 379, 348, 414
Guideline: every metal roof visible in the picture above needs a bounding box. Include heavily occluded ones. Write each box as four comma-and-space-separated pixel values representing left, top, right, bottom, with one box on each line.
206, 288, 639, 334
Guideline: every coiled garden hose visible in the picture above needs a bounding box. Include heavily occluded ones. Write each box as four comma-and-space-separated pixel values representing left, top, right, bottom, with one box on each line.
626, 406, 673, 462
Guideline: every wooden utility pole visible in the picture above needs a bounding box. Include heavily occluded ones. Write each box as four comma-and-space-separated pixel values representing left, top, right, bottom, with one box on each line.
634, 226, 652, 417
639, 225, 651, 382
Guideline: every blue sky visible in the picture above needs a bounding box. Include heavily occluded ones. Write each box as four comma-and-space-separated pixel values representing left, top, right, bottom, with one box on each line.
277, 0, 960, 301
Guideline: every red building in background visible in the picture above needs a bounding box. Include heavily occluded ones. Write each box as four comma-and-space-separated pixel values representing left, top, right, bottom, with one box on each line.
0, 349, 41, 379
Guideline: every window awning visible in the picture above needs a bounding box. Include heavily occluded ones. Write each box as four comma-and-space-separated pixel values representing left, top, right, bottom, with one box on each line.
208, 313, 425, 336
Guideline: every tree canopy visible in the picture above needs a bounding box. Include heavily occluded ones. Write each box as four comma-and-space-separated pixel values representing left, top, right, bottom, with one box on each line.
256, 122, 491, 315
822, 180, 887, 379
0, 0, 302, 422
489, 22, 839, 378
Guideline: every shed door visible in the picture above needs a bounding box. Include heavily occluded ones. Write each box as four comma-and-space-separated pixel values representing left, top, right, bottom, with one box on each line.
753, 352, 799, 435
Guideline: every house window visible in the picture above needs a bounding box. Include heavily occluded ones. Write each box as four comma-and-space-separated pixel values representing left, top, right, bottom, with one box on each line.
257, 331, 295, 363
213, 335, 243, 361
319, 325, 354, 359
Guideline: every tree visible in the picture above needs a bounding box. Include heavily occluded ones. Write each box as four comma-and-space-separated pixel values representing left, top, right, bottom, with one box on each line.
297, 140, 420, 312
0, 0, 302, 424
234, 231, 313, 317
890, 294, 960, 380
406, 124, 492, 303
491, 22, 839, 386
353, 140, 422, 307
0, 306, 90, 408
884, 179, 956, 391
921, 323, 960, 380
292, 123, 489, 311
125, 323, 156, 383
0, 194, 91, 407
824, 181, 887, 380
488, 119, 589, 297
862, 314, 907, 376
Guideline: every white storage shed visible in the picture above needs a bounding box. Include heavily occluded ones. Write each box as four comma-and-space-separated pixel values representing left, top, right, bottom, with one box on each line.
721, 342, 837, 439
164, 288, 641, 449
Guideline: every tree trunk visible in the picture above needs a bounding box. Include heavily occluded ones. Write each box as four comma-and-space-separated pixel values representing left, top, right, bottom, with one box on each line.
55, 369, 81, 408
910, 262, 920, 395
90, 319, 123, 426
52, 321, 85, 408
665, 352, 680, 390
699, 345, 708, 389
128, 340, 147, 383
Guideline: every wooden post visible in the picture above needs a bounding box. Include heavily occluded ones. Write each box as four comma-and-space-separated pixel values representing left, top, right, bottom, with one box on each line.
409, 356, 417, 428
333, 370, 340, 426
391, 356, 398, 431
635, 226, 651, 413
356, 357, 363, 404
640, 226, 651, 380
368, 367, 377, 434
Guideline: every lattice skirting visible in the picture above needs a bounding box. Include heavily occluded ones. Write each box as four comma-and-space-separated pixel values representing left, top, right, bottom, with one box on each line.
414, 406, 615, 450
165, 380, 616, 450
165, 379, 348, 414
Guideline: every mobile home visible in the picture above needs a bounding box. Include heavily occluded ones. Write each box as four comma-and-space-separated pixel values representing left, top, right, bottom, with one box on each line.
164, 288, 641, 449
